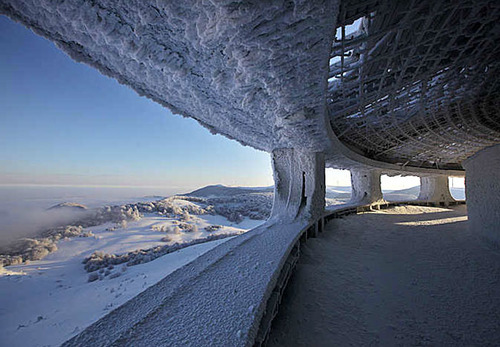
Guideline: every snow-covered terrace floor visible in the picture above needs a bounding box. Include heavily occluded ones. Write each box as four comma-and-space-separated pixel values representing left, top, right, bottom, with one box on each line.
268, 205, 500, 346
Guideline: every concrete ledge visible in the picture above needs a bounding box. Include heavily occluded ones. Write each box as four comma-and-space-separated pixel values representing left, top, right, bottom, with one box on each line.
64, 219, 310, 347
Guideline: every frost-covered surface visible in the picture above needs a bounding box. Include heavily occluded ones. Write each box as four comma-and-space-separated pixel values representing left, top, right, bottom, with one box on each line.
186, 184, 349, 217
0, 0, 339, 152
268, 205, 500, 346
193, 193, 273, 222
270, 149, 325, 221
130, 191, 274, 223
0, 203, 142, 267
0, 0, 471, 178
0, 237, 231, 347
63, 218, 311, 347
0, 191, 270, 267
58, 180, 325, 346
0, 185, 351, 346
83, 232, 243, 274
0, 210, 260, 347
350, 168, 384, 204
62, 172, 329, 346
0, 226, 93, 267
0, 0, 474, 178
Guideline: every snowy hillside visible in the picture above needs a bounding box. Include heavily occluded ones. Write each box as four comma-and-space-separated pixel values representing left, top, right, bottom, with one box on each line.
186, 184, 273, 197
0, 187, 268, 347
383, 186, 421, 201
325, 186, 351, 204
383, 186, 466, 201
0, 236, 231, 347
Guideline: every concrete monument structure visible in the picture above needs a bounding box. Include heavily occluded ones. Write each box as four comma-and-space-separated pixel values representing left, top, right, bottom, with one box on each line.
1, 0, 499, 345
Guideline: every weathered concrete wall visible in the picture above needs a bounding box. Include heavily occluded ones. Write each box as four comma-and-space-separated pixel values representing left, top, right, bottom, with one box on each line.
350, 169, 385, 205
418, 176, 455, 205
463, 144, 500, 247
270, 149, 325, 222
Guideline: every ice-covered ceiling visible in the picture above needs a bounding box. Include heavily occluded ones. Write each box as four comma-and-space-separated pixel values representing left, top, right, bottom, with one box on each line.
1, 0, 499, 174
0, 0, 338, 153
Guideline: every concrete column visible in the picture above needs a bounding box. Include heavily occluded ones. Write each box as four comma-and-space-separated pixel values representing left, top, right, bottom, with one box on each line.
270, 149, 325, 222
418, 175, 455, 206
349, 169, 385, 205
462, 144, 500, 247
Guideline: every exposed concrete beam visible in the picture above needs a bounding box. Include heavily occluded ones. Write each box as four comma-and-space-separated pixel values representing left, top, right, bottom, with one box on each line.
324, 118, 466, 177
270, 149, 325, 222
463, 144, 500, 248
418, 176, 455, 206
349, 169, 385, 206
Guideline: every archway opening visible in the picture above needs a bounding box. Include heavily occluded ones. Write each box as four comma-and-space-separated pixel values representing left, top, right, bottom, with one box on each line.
325, 168, 351, 207
381, 175, 420, 201
449, 176, 465, 200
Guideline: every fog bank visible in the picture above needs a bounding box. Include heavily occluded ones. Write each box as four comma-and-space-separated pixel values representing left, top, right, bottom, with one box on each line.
0, 185, 186, 243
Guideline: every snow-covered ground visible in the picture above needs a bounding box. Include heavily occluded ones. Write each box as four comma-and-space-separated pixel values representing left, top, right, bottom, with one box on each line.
268, 205, 500, 346
0, 195, 263, 347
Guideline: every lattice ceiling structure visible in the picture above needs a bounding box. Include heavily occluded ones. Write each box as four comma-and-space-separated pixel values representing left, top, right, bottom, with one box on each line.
328, 0, 500, 171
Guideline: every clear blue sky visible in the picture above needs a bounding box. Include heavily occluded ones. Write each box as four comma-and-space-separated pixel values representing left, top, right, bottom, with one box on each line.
0, 16, 275, 189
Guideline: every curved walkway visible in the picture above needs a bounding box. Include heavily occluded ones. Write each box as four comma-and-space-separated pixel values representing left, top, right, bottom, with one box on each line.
268, 205, 500, 346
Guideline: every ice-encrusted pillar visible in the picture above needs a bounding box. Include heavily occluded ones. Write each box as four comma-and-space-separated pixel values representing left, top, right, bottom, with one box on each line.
462, 144, 500, 247
270, 149, 325, 222
418, 175, 455, 205
349, 169, 385, 205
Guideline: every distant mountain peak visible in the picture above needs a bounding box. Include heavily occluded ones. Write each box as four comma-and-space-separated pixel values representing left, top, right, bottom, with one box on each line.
47, 202, 88, 211
186, 185, 272, 197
